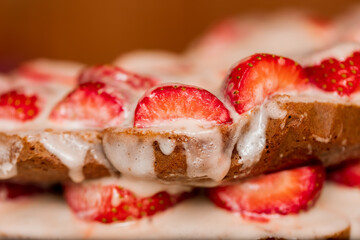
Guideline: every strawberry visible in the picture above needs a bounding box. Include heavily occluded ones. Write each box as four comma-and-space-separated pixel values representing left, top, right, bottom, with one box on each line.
328, 159, 360, 187
207, 165, 325, 221
49, 81, 126, 127
134, 84, 232, 128
0, 90, 40, 121
305, 51, 360, 95
79, 65, 158, 91
224, 53, 307, 115
64, 183, 191, 223
17, 59, 82, 86
0, 182, 44, 200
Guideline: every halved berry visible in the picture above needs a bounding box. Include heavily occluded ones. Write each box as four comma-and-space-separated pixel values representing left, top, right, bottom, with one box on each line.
17, 59, 82, 86
0, 90, 40, 121
49, 81, 125, 127
79, 65, 158, 91
207, 165, 325, 220
305, 51, 360, 95
0, 182, 44, 200
224, 53, 308, 115
64, 183, 191, 224
134, 84, 232, 128
328, 159, 360, 187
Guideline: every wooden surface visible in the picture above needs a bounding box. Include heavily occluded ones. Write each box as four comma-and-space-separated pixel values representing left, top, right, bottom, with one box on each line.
0, 0, 358, 71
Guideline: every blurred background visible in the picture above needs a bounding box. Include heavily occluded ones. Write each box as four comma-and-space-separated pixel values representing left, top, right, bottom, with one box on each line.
0, 0, 358, 72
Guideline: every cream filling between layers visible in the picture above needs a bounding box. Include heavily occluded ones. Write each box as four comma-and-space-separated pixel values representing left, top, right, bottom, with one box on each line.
0, 183, 351, 239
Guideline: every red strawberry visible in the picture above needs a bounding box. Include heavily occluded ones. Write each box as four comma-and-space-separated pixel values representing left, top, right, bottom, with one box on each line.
79, 65, 158, 91
224, 53, 308, 115
17, 59, 82, 86
134, 84, 232, 128
305, 51, 360, 95
207, 165, 325, 221
328, 159, 360, 187
0, 90, 40, 121
49, 81, 126, 127
0, 182, 44, 200
64, 183, 191, 224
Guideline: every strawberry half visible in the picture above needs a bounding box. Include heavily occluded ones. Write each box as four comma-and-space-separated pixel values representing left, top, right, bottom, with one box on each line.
64, 183, 191, 224
134, 84, 232, 128
0, 182, 44, 200
0, 90, 40, 121
207, 165, 325, 221
49, 81, 126, 127
328, 159, 360, 188
79, 65, 158, 91
224, 53, 307, 115
305, 51, 360, 95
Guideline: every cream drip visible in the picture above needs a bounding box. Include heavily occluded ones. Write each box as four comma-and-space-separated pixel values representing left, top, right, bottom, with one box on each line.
39, 132, 89, 182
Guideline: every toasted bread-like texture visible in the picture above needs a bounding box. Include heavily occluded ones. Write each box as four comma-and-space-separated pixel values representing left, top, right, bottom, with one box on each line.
0, 130, 116, 184
104, 96, 360, 185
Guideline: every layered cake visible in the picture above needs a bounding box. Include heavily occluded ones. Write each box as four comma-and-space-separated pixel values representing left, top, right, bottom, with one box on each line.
1, 8, 360, 239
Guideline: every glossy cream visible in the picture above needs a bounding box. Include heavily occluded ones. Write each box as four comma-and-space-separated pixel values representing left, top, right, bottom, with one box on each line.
0, 184, 351, 239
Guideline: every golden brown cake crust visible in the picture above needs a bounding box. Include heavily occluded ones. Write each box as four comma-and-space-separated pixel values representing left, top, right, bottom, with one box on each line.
104, 99, 360, 185
1, 130, 115, 184
2, 98, 360, 185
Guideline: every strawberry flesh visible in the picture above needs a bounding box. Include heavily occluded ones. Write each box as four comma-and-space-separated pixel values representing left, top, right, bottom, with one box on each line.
79, 65, 158, 91
50, 81, 125, 127
305, 51, 360, 95
224, 53, 307, 115
328, 159, 360, 187
64, 183, 191, 223
134, 84, 232, 128
0, 90, 40, 121
207, 165, 325, 221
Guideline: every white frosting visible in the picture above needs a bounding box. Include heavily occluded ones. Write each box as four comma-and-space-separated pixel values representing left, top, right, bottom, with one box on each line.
103, 133, 156, 179
0, 143, 18, 179
157, 137, 176, 156
104, 122, 239, 183
39, 132, 89, 182
300, 42, 360, 66
236, 99, 287, 169
0, 185, 350, 239
84, 176, 192, 198
320, 183, 360, 238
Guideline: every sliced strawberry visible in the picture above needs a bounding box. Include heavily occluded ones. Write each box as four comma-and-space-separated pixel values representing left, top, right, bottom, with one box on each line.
0, 182, 44, 200
134, 84, 232, 128
17, 59, 82, 86
207, 165, 325, 220
0, 90, 40, 121
79, 65, 158, 91
305, 51, 360, 95
49, 81, 126, 127
224, 53, 308, 115
328, 159, 360, 187
64, 183, 190, 224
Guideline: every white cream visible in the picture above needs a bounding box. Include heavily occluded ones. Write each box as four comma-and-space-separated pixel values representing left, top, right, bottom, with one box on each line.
0, 186, 351, 239
104, 121, 239, 183
39, 132, 90, 182
0, 142, 20, 179
320, 183, 360, 238
300, 42, 360, 66
84, 176, 192, 198
156, 137, 176, 156
103, 133, 156, 179
236, 99, 287, 169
